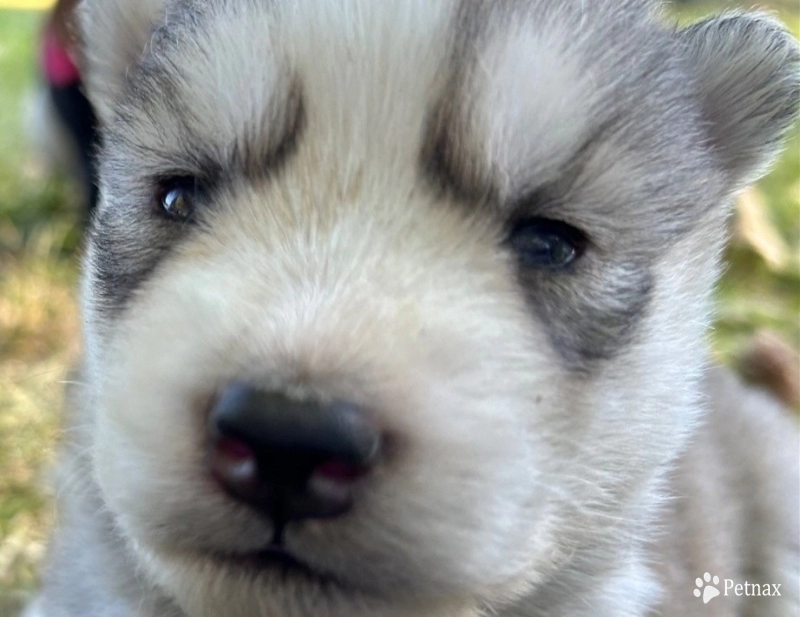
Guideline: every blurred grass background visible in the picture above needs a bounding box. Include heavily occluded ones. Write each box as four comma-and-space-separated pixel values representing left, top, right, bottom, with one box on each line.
0, 1, 797, 615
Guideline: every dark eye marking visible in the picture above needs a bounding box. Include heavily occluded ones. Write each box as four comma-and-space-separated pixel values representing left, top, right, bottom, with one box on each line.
154, 176, 203, 222
507, 217, 588, 269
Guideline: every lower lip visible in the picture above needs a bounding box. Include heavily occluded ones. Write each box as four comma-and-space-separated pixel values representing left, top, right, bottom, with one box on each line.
254, 547, 306, 569
247, 547, 341, 585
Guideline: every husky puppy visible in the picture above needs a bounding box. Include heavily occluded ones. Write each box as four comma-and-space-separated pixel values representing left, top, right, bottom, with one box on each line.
28, 1, 799, 616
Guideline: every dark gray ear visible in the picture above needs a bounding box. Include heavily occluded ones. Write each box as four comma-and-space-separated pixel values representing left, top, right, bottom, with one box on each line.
78, 0, 167, 121
679, 13, 799, 190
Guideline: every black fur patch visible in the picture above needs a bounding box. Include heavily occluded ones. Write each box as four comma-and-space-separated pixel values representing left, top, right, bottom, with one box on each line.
418, 0, 722, 366
89, 5, 305, 315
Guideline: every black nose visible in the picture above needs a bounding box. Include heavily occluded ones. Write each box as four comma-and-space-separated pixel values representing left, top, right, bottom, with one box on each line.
208, 383, 380, 524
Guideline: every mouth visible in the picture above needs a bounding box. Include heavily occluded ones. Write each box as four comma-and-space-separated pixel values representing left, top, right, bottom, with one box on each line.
253, 545, 316, 574
228, 545, 347, 590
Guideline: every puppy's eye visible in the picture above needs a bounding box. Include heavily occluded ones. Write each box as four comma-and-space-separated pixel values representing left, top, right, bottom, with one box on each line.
156, 177, 200, 221
508, 218, 587, 269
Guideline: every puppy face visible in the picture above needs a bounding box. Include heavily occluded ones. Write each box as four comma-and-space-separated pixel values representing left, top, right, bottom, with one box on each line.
78, 1, 799, 615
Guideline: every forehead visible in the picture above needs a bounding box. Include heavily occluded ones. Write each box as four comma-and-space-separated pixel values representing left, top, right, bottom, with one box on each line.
117, 0, 457, 176
112, 0, 711, 240
93, 0, 722, 364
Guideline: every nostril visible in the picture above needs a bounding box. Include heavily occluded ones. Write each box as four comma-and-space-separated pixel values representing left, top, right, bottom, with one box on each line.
209, 437, 261, 503
314, 459, 369, 482
217, 437, 255, 463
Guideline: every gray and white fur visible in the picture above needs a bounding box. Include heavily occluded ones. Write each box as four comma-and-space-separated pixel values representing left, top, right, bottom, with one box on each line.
26, 1, 800, 616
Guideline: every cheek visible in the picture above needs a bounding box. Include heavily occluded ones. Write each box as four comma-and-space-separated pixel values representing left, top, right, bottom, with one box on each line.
92, 302, 277, 552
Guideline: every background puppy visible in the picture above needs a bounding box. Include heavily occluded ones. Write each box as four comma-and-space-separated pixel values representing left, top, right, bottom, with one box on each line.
29, 1, 799, 616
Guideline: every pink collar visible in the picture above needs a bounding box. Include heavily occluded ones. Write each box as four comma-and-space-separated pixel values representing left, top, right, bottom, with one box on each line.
41, 25, 81, 87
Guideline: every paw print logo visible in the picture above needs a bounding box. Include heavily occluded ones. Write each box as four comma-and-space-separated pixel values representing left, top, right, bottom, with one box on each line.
694, 572, 720, 604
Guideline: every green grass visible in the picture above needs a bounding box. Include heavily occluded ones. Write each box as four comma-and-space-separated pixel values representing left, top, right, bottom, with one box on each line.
0, 11, 80, 255
0, 10, 80, 615
0, 4, 797, 616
